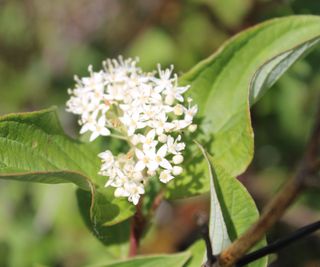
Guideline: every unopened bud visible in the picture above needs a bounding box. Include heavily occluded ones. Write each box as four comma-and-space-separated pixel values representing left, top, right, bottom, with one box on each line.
173, 154, 184, 164
131, 135, 140, 145
188, 124, 197, 132
158, 134, 168, 143
173, 104, 184, 116
165, 95, 175, 105
172, 166, 183, 175
147, 170, 156, 176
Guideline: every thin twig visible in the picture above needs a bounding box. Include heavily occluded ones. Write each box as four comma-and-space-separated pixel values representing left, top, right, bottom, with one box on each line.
215, 103, 320, 267
236, 221, 320, 266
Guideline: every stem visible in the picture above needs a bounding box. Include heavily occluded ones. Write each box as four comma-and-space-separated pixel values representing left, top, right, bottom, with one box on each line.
109, 133, 129, 142
215, 102, 320, 267
128, 198, 147, 257
129, 220, 139, 257
151, 190, 164, 214
236, 221, 320, 266
202, 225, 217, 266
196, 213, 217, 267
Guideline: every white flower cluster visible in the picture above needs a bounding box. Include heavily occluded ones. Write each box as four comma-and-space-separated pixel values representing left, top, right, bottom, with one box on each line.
66, 57, 197, 205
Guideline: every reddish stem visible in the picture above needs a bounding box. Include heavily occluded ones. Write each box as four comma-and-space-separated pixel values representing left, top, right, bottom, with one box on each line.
129, 220, 139, 257
128, 199, 146, 257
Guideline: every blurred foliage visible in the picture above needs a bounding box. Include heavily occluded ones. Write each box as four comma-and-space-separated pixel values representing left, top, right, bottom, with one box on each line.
0, 0, 319, 266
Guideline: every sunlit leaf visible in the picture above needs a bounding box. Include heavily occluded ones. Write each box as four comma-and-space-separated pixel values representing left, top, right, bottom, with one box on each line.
167, 16, 320, 198
193, 143, 267, 267
0, 107, 135, 228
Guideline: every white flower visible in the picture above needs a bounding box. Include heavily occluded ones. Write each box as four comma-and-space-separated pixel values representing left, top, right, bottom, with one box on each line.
66, 56, 198, 205
159, 170, 174, 183
120, 113, 146, 136
115, 186, 129, 197
89, 116, 111, 141
82, 67, 105, 91
135, 144, 171, 172
164, 80, 190, 103
184, 104, 198, 122
79, 112, 98, 135
124, 181, 145, 205
173, 104, 184, 116
134, 148, 155, 171
167, 135, 185, 155
148, 113, 175, 135
99, 150, 114, 170
138, 129, 158, 151
153, 144, 172, 171
152, 64, 174, 93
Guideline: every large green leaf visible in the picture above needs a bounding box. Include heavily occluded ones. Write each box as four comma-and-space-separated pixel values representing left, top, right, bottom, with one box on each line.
90, 252, 190, 267
168, 15, 320, 267
188, 144, 267, 267
0, 107, 135, 227
208, 154, 267, 267
76, 189, 132, 247
185, 241, 205, 267
168, 15, 320, 198
0, 107, 101, 187
197, 143, 231, 255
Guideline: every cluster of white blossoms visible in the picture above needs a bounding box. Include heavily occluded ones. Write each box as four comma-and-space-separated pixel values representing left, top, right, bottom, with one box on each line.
66, 57, 197, 205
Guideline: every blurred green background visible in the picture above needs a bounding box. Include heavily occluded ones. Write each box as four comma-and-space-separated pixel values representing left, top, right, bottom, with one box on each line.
0, 0, 319, 266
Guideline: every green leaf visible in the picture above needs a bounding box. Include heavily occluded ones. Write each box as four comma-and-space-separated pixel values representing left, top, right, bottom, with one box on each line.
0, 170, 93, 191
185, 241, 205, 267
0, 107, 102, 187
90, 252, 190, 267
182, 15, 320, 177
0, 107, 135, 227
196, 143, 266, 267
249, 37, 320, 104
183, 144, 267, 267
196, 142, 231, 254
76, 189, 132, 246
167, 15, 320, 198
92, 188, 136, 227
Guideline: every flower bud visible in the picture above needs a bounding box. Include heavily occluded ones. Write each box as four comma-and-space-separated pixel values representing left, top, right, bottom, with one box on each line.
147, 170, 156, 176
173, 154, 184, 164
172, 166, 183, 175
188, 124, 197, 132
131, 135, 140, 145
165, 94, 175, 105
158, 134, 168, 143
173, 104, 184, 116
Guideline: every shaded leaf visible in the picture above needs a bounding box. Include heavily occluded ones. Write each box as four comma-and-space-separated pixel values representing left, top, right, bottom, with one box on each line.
76, 189, 132, 246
